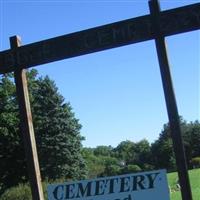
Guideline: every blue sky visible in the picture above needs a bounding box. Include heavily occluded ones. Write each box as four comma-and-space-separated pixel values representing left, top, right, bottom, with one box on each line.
1, 0, 199, 147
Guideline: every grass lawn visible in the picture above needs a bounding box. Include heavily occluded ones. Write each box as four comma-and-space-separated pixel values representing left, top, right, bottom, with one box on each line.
167, 168, 200, 200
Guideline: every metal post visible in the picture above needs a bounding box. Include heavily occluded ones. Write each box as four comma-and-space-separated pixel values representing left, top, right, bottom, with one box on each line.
148, 1, 193, 200
10, 36, 44, 200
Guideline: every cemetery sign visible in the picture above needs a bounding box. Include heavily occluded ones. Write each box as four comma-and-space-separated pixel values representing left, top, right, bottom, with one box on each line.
47, 170, 170, 200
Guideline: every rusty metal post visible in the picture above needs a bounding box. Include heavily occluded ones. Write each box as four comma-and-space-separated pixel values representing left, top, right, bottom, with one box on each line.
148, 1, 193, 200
10, 36, 44, 200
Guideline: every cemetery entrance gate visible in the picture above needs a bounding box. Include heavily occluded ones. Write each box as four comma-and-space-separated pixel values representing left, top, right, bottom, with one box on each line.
0, 0, 199, 199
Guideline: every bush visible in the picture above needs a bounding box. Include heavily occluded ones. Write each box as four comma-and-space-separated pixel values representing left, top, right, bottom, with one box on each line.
0, 182, 49, 200
120, 164, 142, 175
143, 164, 155, 171
191, 157, 200, 168
0, 183, 31, 200
126, 164, 142, 173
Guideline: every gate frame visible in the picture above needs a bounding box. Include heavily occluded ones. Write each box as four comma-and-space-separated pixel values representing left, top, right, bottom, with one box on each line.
1, 0, 199, 199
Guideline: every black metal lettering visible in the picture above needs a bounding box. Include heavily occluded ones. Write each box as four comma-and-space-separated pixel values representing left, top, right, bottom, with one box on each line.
127, 22, 137, 39
42, 43, 54, 58
16, 50, 29, 66
190, 8, 200, 25
29, 48, 43, 63
98, 28, 113, 46
113, 25, 127, 43
84, 32, 98, 49
4, 52, 15, 67
160, 13, 177, 35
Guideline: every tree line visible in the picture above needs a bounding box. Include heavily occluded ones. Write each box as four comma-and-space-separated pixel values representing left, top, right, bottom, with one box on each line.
82, 118, 200, 179
0, 70, 199, 195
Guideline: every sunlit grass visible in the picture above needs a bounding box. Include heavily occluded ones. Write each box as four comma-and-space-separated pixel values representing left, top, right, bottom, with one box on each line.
168, 168, 200, 200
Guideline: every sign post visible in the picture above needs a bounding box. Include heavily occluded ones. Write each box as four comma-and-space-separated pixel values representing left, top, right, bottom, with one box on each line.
10, 36, 44, 200
148, 1, 193, 200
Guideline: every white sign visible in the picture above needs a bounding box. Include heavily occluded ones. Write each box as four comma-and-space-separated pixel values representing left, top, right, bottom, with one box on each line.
47, 169, 170, 200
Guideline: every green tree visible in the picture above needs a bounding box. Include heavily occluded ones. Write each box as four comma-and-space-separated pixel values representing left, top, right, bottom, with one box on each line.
0, 70, 87, 194
114, 140, 136, 166
151, 123, 176, 172
93, 145, 113, 157
120, 164, 141, 175
191, 157, 200, 168
150, 118, 200, 171
100, 157, 121, 177
82, 148, 105, 178
0, 74, 27, 194
32, 75, 87, 180
134, 139, 152, 168
188, 121, 200, 158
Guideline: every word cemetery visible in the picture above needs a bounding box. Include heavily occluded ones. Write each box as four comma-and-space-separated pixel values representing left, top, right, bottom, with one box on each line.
47, 170, 169, 200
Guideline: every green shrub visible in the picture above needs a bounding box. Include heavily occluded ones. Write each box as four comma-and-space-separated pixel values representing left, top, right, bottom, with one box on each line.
126, 164, 142, 173
143, 163, 154, 171
120, 164, 141, 174
191, 157, 200, 168
0, 178, 74, 200
0, 183, 31, 200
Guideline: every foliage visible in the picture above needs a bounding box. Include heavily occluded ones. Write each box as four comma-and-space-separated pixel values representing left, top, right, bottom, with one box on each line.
0, 183, 32, 200
0, 74, 27, 193
113, 140, 136, 165
0, 70, 87, 194
120, 164, 141, 174
81, 148, 105, 178
101, 157, 121, 176
1, 69, 200, 197
82, 118, 200, 179
151, 133, 176, 171
82, 139, 153, 178
0, 181, 49, 200
31, 75, 86, 180
188, 121, 200, 158
134, 139, 152, 168
93, 145, 113, 157
191, 157, 200, 168
151, 118, 200, 171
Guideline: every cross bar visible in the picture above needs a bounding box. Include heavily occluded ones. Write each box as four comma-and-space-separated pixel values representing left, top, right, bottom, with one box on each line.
0, 2, 199, 74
